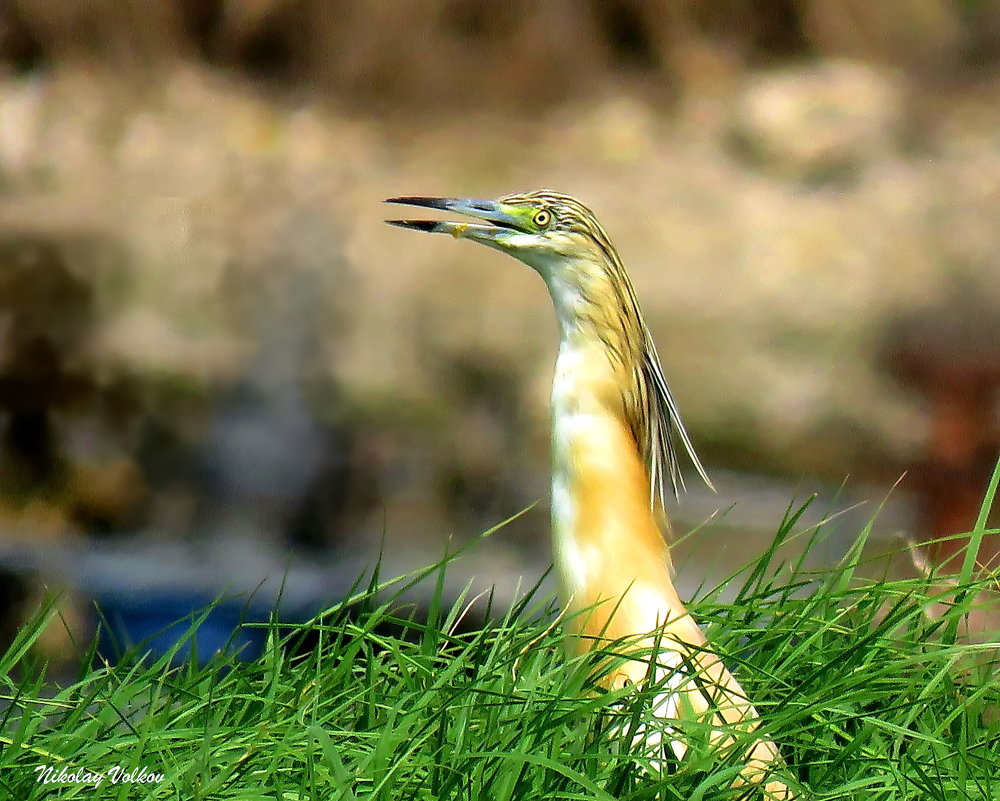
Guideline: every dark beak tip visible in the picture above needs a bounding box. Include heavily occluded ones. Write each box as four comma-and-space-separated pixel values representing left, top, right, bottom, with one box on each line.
384, 196, 452, 210
385, 219, 439, 232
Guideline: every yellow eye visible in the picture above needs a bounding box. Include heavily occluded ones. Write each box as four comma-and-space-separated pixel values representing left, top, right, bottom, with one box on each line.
533, 209, 551, 228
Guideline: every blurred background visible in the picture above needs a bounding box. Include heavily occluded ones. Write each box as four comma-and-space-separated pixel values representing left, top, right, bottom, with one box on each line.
1, 0, 998, 670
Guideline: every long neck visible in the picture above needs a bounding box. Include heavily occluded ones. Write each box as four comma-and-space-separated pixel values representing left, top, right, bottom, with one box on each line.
546, 297, 682, 644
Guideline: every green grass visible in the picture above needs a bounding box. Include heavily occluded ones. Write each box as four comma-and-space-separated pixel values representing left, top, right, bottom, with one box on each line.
2, 464, 999, 800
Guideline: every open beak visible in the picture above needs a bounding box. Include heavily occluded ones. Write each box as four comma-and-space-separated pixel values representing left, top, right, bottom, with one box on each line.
384, 196, 523, 243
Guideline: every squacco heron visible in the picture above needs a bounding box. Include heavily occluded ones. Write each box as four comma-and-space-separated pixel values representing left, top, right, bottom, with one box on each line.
386, 190, 795, 798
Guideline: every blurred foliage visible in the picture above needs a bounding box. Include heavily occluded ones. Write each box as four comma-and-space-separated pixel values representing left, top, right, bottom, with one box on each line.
2, 0, 999, 107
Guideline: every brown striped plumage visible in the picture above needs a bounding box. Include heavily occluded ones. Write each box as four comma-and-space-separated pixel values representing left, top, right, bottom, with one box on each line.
497, 190, 713, 507
386, 191, 796, 799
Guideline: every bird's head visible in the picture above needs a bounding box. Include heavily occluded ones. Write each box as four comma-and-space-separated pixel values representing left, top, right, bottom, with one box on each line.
385, 189, 715, 500
385, 190, 613, 279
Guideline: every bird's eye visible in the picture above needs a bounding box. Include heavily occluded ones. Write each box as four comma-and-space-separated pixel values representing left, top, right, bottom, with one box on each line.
533, 209, 551, 228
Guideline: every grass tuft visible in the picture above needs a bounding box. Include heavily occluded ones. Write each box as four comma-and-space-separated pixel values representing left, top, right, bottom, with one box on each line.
2, 477, 999, 799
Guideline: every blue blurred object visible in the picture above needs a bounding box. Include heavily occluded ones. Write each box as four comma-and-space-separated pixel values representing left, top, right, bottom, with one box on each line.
93, 591, 270, 665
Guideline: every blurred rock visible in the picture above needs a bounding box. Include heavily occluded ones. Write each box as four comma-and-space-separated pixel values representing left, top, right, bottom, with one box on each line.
729, 60, 903, 184
94, 307, 246, 381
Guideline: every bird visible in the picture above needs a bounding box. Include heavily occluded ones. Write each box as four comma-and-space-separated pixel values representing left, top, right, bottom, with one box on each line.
385, 190, 795, 798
